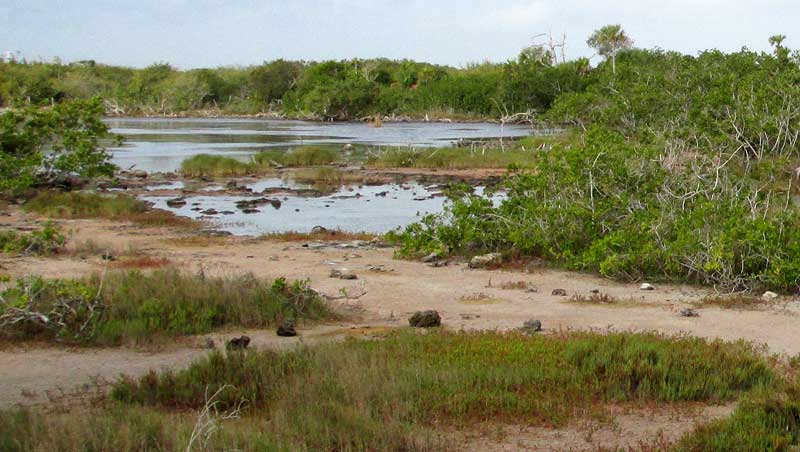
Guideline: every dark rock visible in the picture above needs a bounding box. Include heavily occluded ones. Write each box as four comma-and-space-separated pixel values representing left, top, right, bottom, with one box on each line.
376, 191, 389, 197
276, 320, 297, 337
551, 288, 567, 296
409, 310, 441, 328
236, 197, 282, 210
166, 197, 187, 208
226, 335, 251, 350
242, 208, 260, 214
221, 210, 235, 215
200, 208, 219, 215
521, 319, 542, 334
680, 308, 699, 317
311, 225, 328, 234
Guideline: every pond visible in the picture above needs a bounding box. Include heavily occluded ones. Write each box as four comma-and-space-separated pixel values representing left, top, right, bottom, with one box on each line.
109, 118, 527, 234
107, 118, 535, 173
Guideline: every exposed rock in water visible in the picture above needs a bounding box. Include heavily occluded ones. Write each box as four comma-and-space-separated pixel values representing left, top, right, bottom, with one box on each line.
551, 288, 567, 296
311, 225, 328, 234
131, 169, 149, 179
235, 197, 282, 210
201, 208, 219, 215
276, 320, 297, 337
226, 335, 250, 350
640, 283, 656, 291
409, 310, 441, 328
242, 208, 260, 214
469, 253, 502, 269
166, 197, 187, 208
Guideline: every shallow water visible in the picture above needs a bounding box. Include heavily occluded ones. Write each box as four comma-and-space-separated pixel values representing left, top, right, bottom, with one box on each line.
108, 118, 534, 173
143, 179, 501, 235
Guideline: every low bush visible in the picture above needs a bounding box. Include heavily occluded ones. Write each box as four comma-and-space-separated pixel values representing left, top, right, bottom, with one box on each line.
0, 268, 336, 345
0, 223, 65, 256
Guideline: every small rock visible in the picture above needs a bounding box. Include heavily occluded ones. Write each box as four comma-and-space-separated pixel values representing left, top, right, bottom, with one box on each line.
200, 208, 219, 215
680, 308, 699, 317
551, 288, 567, 296
242, 208, 260, 214
468, 253, 502, 269
409, 310, 441, 328
521, 319, 542, 334
204, 337, 215, 349
421, 252, 439, 263
428, 260, 449, 268
226, 335, 250, 350
166, 197, 187, 208
640, 283, 656, 291
590, 289, 600, 294
311, 225, 328, 234
131, 169, 148, 179
762, 291, 779, 300
276, 320, 297, 337
330, 268, 358, 280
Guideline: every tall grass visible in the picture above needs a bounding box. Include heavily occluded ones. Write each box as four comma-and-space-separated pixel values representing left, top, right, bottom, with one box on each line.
24, 191, 195, 228
0, 268, 337, 345
180, 154, 257, 177
253, 146, 340, 167
0, 223, 65, 256
0, 331, 788, 451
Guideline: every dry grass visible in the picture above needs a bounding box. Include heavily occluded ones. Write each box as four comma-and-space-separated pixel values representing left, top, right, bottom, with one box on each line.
110, 256, 172, 270
165, 235, 231, 248
694, 295, 770, 310
570, 292, 618, 305
459, 292, 503, 305
258, 229, 377, 242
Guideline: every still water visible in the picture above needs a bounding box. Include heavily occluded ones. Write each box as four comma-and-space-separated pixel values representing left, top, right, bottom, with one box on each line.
107, 118, 534, 173
109, 118, 526, 234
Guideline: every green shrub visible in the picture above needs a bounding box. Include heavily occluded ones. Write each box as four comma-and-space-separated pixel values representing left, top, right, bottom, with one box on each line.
0, 223, 65, 256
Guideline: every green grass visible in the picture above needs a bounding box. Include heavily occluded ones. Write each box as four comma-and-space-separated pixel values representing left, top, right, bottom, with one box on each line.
0, 330, 791, 451
181, 147, 341, 178
179, 154, 257, 177
0, 267, 337, 346
0, 223, 65, 256
24, 191, 196, 228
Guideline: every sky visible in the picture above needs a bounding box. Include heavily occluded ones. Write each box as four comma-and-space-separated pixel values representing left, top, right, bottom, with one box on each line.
1, 0, 798, 69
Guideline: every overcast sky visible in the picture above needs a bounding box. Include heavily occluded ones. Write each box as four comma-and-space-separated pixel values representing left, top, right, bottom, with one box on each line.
1, 0, 797, 69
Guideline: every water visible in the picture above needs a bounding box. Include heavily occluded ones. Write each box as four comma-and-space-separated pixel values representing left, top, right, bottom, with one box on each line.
111, 118, 524, 234
107, 118, 534, 173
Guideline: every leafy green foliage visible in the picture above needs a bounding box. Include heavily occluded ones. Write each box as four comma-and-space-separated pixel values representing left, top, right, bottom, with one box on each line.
0, 98, 117, 194
0, 223, 65, 256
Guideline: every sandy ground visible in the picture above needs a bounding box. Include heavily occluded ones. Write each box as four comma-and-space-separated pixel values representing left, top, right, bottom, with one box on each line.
2, 208, 797, 450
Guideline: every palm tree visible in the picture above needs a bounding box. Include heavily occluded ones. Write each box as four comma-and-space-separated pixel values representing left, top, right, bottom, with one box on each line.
587, 25, 633, 74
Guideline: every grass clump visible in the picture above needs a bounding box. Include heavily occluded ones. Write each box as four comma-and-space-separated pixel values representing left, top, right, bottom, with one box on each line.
254, 146, 340, 167
180, 154, 257, 177
0, 223, 65, 256
695, 295, 769, 310
24, 191, 196, 228
0, 267, 336, 345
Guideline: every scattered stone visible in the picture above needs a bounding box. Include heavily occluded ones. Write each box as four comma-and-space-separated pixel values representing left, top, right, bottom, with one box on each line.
680, 308, 699, 317
166, 197, 187, 208
204, 337, 215, 349
235, 197, 282, 210
191, 207, 202, 211
521, 319, 542, 334
200, 208, 219, 215
468, 253, 502, 269
276, 320, 297, 337
226, 335, 251, 350
421, 252, 439, 263
590, 289, 600, 294
428, 260, 449, 268
330, 268, 358, 280
131, 169, 148, 179
376, 191, 389, 197
762, 291, 779, 300
409, 310, 441, 328
640, 283, 656, 291
311, 225, 328, 234
552, 288, 567, 296
242, 208, 260, 214
221, 210, 235, 215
